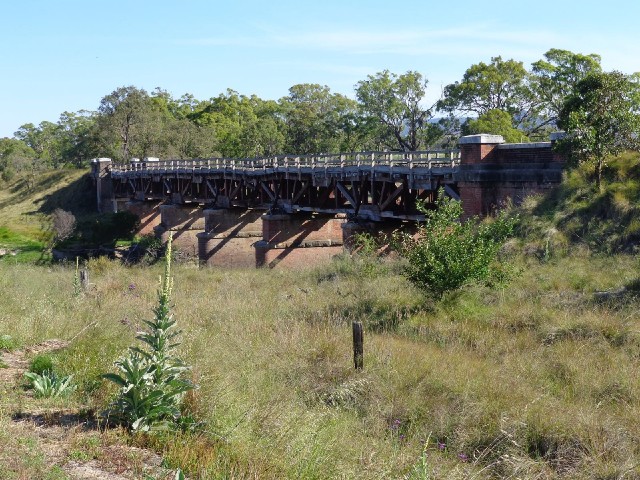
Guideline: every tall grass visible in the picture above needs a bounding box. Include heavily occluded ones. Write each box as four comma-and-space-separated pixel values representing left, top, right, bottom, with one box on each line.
1, 250, 640, 478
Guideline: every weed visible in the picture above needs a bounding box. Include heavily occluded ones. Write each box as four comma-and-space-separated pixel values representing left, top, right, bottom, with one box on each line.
24, 370, 77, 398
103, 235, 195, 432
0, 334, 19, 351
73, 256, 82, 296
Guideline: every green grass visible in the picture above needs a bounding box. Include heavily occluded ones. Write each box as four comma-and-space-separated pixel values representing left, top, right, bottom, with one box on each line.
519, 152, 640, 254
1, 252, 640, 478
2, 154, 640, 477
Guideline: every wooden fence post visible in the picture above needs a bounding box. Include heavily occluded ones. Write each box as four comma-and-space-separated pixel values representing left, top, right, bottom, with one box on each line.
352, 321, 363, 370
80, 269, 89, 291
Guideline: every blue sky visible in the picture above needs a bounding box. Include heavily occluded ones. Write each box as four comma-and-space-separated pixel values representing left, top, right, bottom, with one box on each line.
1, 0, 638, 138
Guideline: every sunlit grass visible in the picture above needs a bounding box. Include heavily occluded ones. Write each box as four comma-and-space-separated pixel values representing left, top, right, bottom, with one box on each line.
1, 251, 639, 478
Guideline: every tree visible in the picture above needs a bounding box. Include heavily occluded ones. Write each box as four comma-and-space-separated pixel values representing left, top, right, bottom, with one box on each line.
192, 90, 284, 157
97, 86, 160, 162
0, 137, 35, 179
439, 57, 531, 116
14, 121, 61, 166
438, 57, 534, 136
529, 49, 602, 134
56, 111, 99, 167
280, 84, 358, 154
463, 109, 526, 143
557, 71, 640, 190
356, 70, 434, 151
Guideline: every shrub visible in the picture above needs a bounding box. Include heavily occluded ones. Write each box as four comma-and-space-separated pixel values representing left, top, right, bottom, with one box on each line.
1, 167, 16, 182
51, 208, 76, 245
90, 211, 139, 245
396, 190, 517, 297
103, 235, 195, 432
29, 354, 54, 375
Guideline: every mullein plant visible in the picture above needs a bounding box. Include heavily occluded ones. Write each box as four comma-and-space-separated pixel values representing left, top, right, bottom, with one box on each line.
103, 235, 195, 431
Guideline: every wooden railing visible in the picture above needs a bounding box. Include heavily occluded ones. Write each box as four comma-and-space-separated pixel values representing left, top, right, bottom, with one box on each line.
109, 150, 460, 175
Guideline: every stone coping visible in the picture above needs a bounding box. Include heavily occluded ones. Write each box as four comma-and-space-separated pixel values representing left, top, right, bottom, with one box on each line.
497, 142, 552, 150
458, 134, 505, 144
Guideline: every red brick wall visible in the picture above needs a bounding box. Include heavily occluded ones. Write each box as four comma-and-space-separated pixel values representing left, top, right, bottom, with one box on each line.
160, 204, 205, 230
156, 226, 199, 258
204, 209, 263, 238
262, 214, 346, 247
459, 143, 499, 164
255, 241, 343, 269
198, 233, 258, 268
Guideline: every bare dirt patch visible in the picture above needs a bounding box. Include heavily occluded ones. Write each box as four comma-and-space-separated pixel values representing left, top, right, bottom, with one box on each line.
0, 341, 177, 480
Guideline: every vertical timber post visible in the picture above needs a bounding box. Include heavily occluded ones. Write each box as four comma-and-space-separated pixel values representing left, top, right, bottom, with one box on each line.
80, 268, 89, 291
352, 321, 363, 370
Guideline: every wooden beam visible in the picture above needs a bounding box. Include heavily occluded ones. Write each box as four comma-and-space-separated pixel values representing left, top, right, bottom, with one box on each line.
229, 181, 242, 200
444, 185, 460, 201
291, 181, 309, 204
260, 181, 276, 201
380, 184, 404, 211
336, 182, 357, 209
206, 179, 217, 197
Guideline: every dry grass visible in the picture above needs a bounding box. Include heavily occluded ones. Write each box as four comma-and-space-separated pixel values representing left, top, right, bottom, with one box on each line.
1, 251, 640, 478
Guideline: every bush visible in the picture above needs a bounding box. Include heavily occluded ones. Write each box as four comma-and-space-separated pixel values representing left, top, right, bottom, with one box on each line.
29, 354, 54, 375
1, 167, 16, 182
89, 211, 139, 245
51, 208, 77, 245
396, 191, 517, 297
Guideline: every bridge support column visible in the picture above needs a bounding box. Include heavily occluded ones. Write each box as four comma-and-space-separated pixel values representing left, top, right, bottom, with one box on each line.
457, 134, 504, 218
154, 204, 206, 260
197, 208, 264, 268
91, 158, 117, 213
255, 213, 346, 268
123, 200, 164, 236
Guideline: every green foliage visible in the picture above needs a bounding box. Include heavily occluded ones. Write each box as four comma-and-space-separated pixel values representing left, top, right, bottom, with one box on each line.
0, 334, 19, 351
520, 152, 640, 253
407, 440, 433, 480
1, 167, 16, 182
24, 370, 77, 398
281, 84, 360, 154
557, 70, 640, 190
396, 191, 517, 297
530, 48, 602, 131
29, 354, 54, 375
356, 70, 440, 151
103, 235, 195, 432
463, 109, 528, 142
437, 56, 532, 131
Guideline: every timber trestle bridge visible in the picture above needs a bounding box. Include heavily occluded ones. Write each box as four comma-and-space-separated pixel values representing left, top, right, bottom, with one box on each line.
92, 134, 565, 268
108, 150, 461, 221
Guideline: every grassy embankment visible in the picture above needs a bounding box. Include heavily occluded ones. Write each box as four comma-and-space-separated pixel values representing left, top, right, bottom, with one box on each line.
0, 169, 94, 263
1, 156, 640, 478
